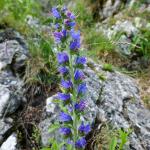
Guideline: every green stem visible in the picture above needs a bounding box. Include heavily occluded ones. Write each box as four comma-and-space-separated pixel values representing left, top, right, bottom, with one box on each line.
59, 0, 63, 5
68, 52, 78, 150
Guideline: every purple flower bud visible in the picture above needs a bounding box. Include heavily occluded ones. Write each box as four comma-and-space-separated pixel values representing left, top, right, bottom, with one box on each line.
75, 57, 86, 65
77, 83, 87, 95
70, 40, 80, 50
57, 52, 69, 64
62, 29, 67, 37
59, 112, 72, 122
79, 122, 91, 135
52, 7, 61, 18
53, 31, 63, 43
70, 29, 80, 40
55, 23, 60, 29
68, 106, 73, 112
59, 127, 72, 136
75, 137, 86, 149
74, 70, 85, 80
75, 100, 86, 111
61, 80, 73, 89
58, 66, 69, 74
57, 92, 70, 101
66, 11, 76, 20
64, 19, 76, 27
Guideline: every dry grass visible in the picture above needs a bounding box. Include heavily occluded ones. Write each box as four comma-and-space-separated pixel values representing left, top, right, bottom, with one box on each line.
85, 124, 117, 150
135, 67, 150, 109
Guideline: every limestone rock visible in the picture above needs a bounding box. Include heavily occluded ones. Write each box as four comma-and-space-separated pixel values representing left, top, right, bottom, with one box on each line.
40, 60, 150, 149
0, 134, 17, 150
0, 30, 28, 147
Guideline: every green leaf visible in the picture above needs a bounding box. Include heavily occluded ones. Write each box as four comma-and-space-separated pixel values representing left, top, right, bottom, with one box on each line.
41, 148, 51, 150
109, 137, 117, 150
48, 124, 60, 133
52, 99, 60, 103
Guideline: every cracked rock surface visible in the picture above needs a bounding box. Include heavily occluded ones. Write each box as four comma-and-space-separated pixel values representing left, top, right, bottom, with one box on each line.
40, 60, 150, 150
0, 29, 28, 149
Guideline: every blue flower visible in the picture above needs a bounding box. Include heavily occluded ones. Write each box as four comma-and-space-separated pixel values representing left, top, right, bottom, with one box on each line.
64, 19, 76, 27
58, 66, 69, 74
59, 127, 72, 136
57, 52, 69, 64
75, 57, 86, 65
53, 31, 63, 43
74, 70, 85, 80
70, 40, 80, 50
75, 100, 86, 111
52, 7, 61, 18
70, 29, 80, 40
75, 137, 86, 149
62, 29, 67, 37
66, 11, 75, 20
59, 112, 72, 122
61, 80, 73, 89
79, 122, 91, 135
77, 83, 87, 95
57, 92, 70, 101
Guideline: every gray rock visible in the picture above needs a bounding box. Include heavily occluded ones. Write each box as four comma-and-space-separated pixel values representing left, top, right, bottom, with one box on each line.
0, 30, 28, 147
0, 40, 27, 117
91, 0, 131, 20
0, 134, 17, 150
102, 0, 123, 19
40, 60, 150, 149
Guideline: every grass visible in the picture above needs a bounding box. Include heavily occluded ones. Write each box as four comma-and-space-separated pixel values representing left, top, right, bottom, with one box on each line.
0, 0, 43, 34
72, 0, 93, 27
82, 27, 116, 61
89, 124, 131, 150
0, 0, 58, 91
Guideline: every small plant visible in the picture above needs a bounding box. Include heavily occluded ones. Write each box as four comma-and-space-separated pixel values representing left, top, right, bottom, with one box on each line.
130, 28, 150, 60
103, 63, 114, 72
32, 126, 41, 145
109, 129, 132, 150
143, 96, 150, 109
83, 27, 115, 61
46, 2, 91, 150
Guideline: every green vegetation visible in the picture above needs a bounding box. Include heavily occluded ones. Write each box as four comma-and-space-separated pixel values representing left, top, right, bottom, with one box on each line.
93, 124, 131, 150
130, 28, 150, 59
83, 28, 115, 61
103, 63, 114, 72
0, 0, 42, 33
109, 129, 132, 150
72, 0, 93, 27
0, 0, 58, 89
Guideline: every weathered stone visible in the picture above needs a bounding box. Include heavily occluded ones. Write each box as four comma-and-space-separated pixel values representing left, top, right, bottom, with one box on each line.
40, 60, 150, 149
0, 30, 28, 147
0, 40, 27, 117
0, 134, 17, 150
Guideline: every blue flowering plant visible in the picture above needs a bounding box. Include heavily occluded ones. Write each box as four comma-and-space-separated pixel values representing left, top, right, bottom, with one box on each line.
49, 3, 91, 150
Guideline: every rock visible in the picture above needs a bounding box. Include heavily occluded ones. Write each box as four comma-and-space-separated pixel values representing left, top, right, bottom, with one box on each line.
102, 0, 123, 19
40, 60, 150, 149
91, 0, 131, 20
0, 30, 28, 147
0, 40, 27, 117
111, 20, 138, 37
0, 134, 17, 150
117, 34, 131, 55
